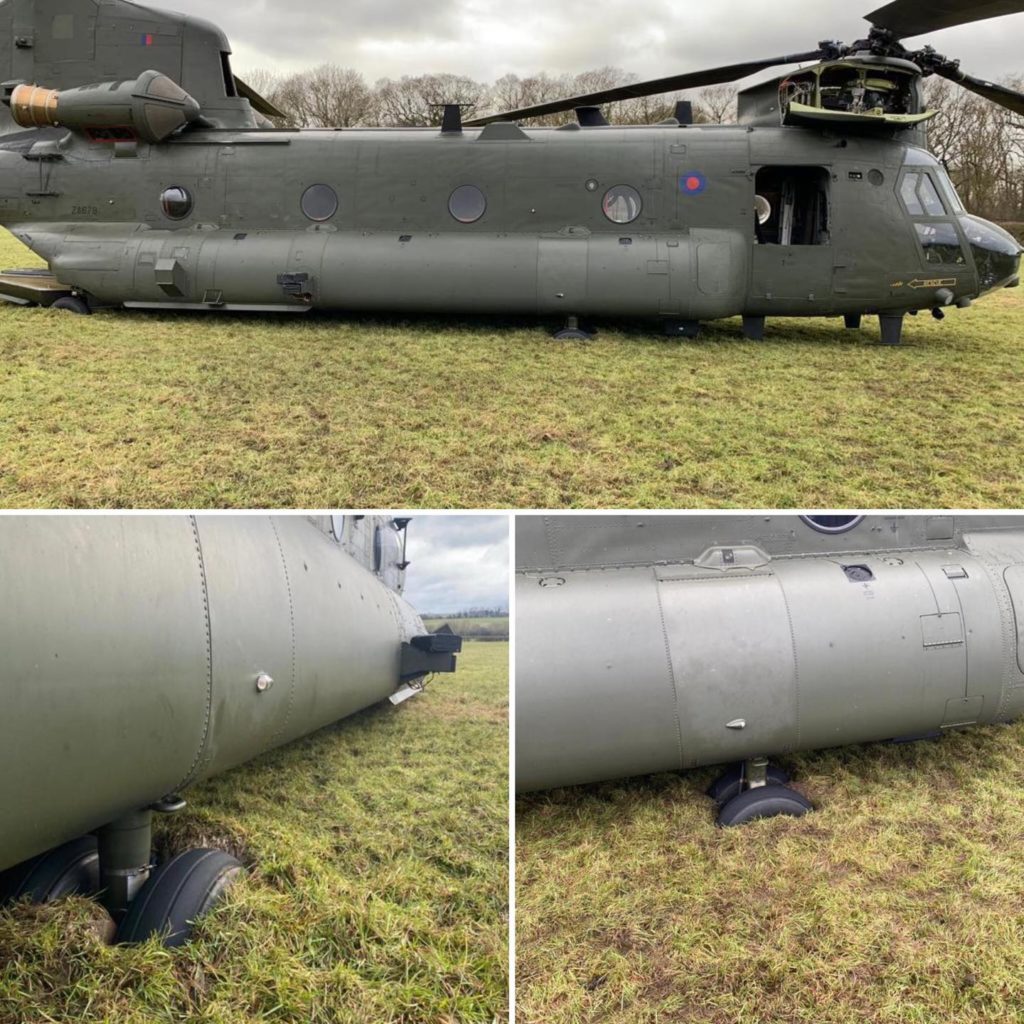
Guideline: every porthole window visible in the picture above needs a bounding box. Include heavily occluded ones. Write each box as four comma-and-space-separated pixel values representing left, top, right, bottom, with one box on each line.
160, 185, 193, 220
448, 185, 486, 224
301, 184, 338, 222
800, 514, 865, 534
602, 185, 642, 224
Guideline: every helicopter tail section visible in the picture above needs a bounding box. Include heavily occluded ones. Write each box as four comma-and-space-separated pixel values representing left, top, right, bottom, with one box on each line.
0, 0, 266, 133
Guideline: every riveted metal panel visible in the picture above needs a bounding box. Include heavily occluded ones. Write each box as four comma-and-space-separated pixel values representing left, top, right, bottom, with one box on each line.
190, 516, 294, 780
0, 516, 209, 870
268, 517, 413, 749
516, 567, 681, 792
657, 573, 798, 767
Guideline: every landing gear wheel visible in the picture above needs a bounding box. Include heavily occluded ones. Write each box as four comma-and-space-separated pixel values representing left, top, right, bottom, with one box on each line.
706, 764, 790, 807
553, 316, 593, 341
117, 848, 241, 947
51, 295, 91, 315
716, 784, 812, 827
0, 835, 99, 903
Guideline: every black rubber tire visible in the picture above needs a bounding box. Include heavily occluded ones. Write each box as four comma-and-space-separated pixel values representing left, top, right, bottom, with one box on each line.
117, 848, 241, 947
51, 295, 91, 315
716, 784, 812, 827
0, 836, 99, 904
706, 764, 791, 807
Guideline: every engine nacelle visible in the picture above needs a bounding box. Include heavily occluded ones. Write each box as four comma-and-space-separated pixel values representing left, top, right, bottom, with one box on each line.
4, 69, 200, 143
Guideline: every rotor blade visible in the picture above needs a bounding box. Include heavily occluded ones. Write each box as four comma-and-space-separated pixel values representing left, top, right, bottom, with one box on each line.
866, 0, 1024, 39
234, 76, 286, 120
935, 64, 1024, 116
462, 51, 824, 126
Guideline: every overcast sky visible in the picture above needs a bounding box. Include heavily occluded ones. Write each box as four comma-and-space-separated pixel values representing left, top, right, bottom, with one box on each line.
401, 515, 509, 614
171, 0, 1024, 85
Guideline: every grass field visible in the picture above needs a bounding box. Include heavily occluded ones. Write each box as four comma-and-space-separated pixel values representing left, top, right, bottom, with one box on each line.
0, 642, 508, 1024
0, 232, 1021, 509
516, 719, 1024, 1024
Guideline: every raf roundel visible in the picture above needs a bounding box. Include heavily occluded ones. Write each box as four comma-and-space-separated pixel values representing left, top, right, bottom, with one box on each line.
680, 172, 708, 195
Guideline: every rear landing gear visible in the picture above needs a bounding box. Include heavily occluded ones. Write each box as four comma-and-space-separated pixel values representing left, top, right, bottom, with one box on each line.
0, 835, 99, 904
0, 803, 242, 947
708, 756, 812, 827
117, 848, 241, 948
553, 315, 593, 340
50, 295, 92, 315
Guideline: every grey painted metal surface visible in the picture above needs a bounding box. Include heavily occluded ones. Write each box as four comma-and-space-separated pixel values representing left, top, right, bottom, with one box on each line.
0, 0, 1017, 332
516, 515, 1024, 792
0, 514, 440, 871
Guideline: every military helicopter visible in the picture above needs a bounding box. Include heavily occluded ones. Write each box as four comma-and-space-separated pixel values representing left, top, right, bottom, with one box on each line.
0, 514, 461, 946
0, 0, 1018, 344
516, 514, 1024, 825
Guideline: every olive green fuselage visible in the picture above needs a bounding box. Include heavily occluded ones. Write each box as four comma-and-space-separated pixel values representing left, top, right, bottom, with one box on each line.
1, 123, 1018, 319
0, 515, 429, 872
516, 515, 1024, 792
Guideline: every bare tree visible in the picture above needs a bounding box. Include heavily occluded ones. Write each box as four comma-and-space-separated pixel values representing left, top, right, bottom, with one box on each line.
375, 73, 487, 126
694, 85, 737, 124
924, 75, 1024, 221
272, 65, 376, 128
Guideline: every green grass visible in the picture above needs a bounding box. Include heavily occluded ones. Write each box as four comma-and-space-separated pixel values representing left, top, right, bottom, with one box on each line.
0, 642, 508, 1024
516, 720, 1024, 1024
423, 616, 509, 639
0, 232, 1022, 508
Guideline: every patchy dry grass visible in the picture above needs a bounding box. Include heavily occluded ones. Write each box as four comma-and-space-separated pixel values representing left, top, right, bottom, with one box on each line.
516, 719, 1024, 1024
0, 642, 508, 1024
0, 232, 1021, 509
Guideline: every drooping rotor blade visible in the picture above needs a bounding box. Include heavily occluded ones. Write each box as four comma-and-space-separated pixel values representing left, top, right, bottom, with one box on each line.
234, 76, 286, 120
866, 0, 1024, 39
462, 51, 825, 126
935, 64, 1024, 116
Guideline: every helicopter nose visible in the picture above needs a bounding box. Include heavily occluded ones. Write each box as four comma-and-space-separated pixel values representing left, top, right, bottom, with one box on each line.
960, 215, 1022, 294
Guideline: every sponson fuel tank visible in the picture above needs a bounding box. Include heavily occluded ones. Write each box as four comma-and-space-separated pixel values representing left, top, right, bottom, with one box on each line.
516, 514, 1024, 793
0, 514, 457, 873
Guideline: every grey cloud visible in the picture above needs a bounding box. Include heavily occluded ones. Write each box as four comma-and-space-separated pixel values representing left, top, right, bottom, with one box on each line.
165, 0, 1023, 84
401, 515, 509, 614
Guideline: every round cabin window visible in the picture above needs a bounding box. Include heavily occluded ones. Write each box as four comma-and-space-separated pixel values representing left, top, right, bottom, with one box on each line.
602, 185, 642, 224
160, 185, 193, 220
800, 514, 865, 534
301, 184, 339, 222
448, 185, 486, 224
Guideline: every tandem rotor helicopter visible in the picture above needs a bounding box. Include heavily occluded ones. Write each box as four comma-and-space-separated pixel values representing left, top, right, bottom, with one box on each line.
0, 0, 1019, 344
0, 515, 461, 946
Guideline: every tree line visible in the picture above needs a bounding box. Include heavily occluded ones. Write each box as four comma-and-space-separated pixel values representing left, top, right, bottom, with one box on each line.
243, 65, 1024, 223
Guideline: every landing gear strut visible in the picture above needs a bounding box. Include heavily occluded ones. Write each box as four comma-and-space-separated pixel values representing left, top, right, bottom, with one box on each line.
708, 756, 812, 827
553, 315, 593, 340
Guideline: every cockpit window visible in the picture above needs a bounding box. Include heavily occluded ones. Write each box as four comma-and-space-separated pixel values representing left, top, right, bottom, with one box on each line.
915, 222, 966, 266
900, 171, 945, 217
934, 166, 966, 215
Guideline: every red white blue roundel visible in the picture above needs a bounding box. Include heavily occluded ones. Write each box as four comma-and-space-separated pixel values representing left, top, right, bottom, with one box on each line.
680, 172, 708, 195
